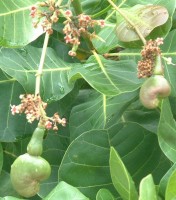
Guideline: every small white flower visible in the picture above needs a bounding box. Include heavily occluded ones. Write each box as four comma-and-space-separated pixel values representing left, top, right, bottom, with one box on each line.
10, 105, 19, 115
163, 57, 176, 65
19, 94, 24, 99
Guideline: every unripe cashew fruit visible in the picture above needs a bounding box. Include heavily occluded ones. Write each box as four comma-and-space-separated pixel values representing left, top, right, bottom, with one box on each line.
140, 75, 171, 109
10, 153, 51, 198
27, 127, 45, 156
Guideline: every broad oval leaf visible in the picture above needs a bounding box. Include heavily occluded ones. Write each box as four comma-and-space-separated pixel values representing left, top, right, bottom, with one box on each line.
59, 122, 169, 199
0, 143, 3, 173
96, 188, 115, 200
159, 163, 176, 199
165, 170, 176, 200
0, 75, 35, 142
39, 133, 70, 197
0, 197, 23, 200
44, 181, 89, 200
123, 102, 160, 134
0, 171, 20, 197
69, 90, 138, 141
82, 0, 101, 15
158, 99, 176, 162
0, 47, 141, 100
92, 23, 119, 54
63, 0, 108, 15
139, 174, 157, 200
69, 55, 142, 96
0, 46, 76, 101
116, 5, 169, 42
109, 147, 138, 200
161, 30, 176, 97
0, 0, 44, 47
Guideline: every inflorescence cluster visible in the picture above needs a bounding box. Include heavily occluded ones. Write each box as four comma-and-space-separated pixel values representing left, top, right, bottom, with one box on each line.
137, 38, 164, 78
63, 12, 105, 56
30, 0, 60, 34
11, 94, 66, 131
29, 0, 105, 56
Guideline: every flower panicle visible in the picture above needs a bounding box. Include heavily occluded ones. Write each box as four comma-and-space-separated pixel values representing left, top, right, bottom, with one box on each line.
11, 94, 66, 131
29, 1, 105, 56
137, 37, 164, 78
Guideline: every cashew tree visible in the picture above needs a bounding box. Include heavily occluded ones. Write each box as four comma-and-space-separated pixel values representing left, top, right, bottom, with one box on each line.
0, 0, 176, 200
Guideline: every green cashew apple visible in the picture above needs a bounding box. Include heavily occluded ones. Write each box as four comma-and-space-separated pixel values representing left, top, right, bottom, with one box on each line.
10, 153, 51, 198
27, 127, 45, 156
140, 75, 171, 109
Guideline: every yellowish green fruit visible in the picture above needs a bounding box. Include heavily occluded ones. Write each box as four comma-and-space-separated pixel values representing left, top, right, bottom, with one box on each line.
10, 153, 51, 198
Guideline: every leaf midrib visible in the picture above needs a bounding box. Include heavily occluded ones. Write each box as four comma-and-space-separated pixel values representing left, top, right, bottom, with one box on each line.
0, 6, 31, 16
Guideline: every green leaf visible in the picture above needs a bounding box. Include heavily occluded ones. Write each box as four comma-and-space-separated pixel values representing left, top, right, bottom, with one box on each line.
0, 197, 24, 200
59, 129, 117, 199
70, 88, 161, 141
116, 5, 169, 42
59, 122, 169, 199
161, 30, 176, 97
62, 0, 109, 15
70, 90, 138, 140
0, 74, 35, 142
0, 46, 76, 101
165, 169, 176, 200
92, 23, 120, 53
49, 36, 80, 63
158, 99, 176, 162
109, 147, 138, 200
159, 163, 176, 198
69, 55, 142, 96
0, 0, 44, 47
0, 170, 19, 197
44, 181, 89, 200
82, 0, 101, 15
96, 188, 115, 200
123, 102, 160, 133
39, 133, 69, 198
0, 47, 141, 99
139, 174, 158, 200
0, 143, 3, 173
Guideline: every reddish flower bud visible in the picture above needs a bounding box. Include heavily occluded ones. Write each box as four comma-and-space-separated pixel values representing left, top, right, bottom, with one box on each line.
65, 10, 72, 17
45, 121, 53, 129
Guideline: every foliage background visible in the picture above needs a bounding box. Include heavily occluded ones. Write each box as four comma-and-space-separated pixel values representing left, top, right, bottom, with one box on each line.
0, 0, 176, 199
